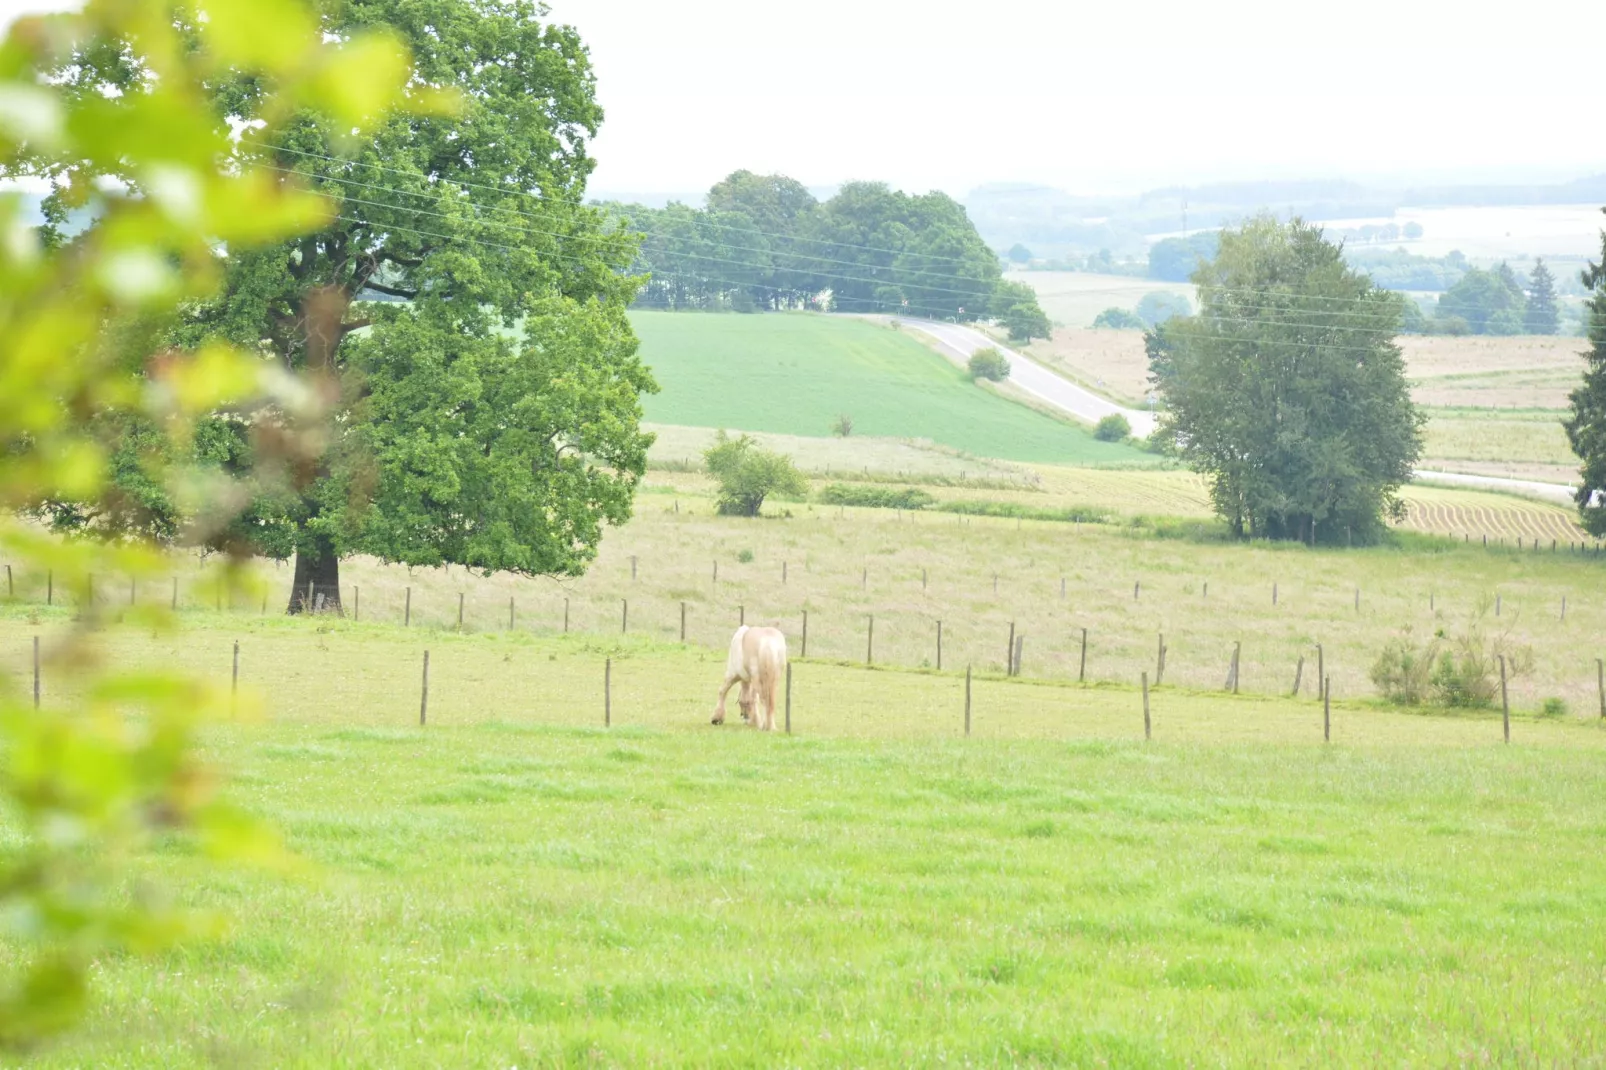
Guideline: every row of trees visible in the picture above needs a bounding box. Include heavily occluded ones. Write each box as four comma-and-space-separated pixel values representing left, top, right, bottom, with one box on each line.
606, 174, 1053, 340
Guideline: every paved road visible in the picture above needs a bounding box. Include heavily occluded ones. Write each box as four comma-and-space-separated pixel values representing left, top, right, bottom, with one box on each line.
892, 317, 1584, 505
1410, 469, 1578, 506
891, 317, 1159, 438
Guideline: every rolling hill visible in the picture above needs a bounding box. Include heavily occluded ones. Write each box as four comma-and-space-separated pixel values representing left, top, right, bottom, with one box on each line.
631, 311, 1152, 465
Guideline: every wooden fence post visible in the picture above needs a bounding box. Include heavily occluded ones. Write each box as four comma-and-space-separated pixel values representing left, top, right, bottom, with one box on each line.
785, 662, 792, 734
419, 650, 429, 726
354, 586, 360, 621
1561, 596, 1567, 622
1354, 587, 1360, 611
457, 592, 464, 632
621, 599, 628, 634
713, 560, 718, 585
964, 665, 972, 737
1598, 658, 1604, 720
563, 598, 569, 633
1142, 671, 1151, 741
783, 561, 788, 584
631, 555, 637, 581
1133, 580, 1140, 601
1155, 633, 1166, 686
4, 564, 10, 598
508, 596, 514, 630
1203, 581, 1207, 599
1324, 677, 1331, 742
866, 615, 874, 666
863, 567, 868, 590
1316, 644, 1324, 701
404, 586, 411, 627
1079, 627, 1087, 683
1496, 594, 1501, 617
801, 610, 808, 657
32, 635, 40, 710
936, 619, 943, 671
680, 601, 687, 642
922, 567, 927, 590
231, 640, 239, 701
1006, 621, 1015, 674
605, 657, 612, 728
47, 570, 52, 606
739, 604, 745, 627
1499, 654, 1509, 744
1292, 655, 1304, 697
1012, 634, 1024, 677
171, 575, 177, 611
1273, 582, 1278, 606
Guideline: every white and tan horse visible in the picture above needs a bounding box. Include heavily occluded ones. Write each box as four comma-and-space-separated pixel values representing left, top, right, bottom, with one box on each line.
713, 625, 787, 732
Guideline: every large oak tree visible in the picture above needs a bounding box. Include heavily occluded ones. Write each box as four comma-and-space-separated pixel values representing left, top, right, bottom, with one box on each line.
45, 0, 656, 611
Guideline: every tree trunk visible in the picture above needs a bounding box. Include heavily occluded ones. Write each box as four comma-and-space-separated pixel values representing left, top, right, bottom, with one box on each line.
287, 530, 343, 615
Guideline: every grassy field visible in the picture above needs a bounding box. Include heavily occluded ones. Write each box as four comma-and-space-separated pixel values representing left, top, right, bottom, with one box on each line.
2, 611, 1605, 1065
1403, 335, 1586, 411
643, 423, 1039, 486
1005, 271, 1195, 330
631, 311, 1150, 465
8, 470, 1601, 711
1422, 412, 1579, 484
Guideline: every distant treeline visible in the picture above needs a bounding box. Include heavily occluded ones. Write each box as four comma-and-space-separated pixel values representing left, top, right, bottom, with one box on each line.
968, 174, 1606, 261
599, 171, 1051, 338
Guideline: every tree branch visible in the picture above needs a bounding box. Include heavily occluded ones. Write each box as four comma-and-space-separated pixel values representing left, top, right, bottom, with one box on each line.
361, 281, 417, 299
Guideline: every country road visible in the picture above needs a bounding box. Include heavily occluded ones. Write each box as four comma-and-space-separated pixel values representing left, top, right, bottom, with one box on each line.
890, 317, 1159, 438
889, 315, 1583, 506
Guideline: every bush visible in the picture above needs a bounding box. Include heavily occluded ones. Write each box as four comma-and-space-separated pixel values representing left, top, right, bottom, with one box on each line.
1370, 632, 1440, 706
967, 348, 1011, 382
1136, 291, 1192, 326
736, 548, 754, 563
818, 484, 936, 510
832, 413, 854, 437
1092, 307, 1146, 330
1371, 610, 1534, 708
703, 430, 808, 516
1094, 413, 1131, 441
1541, 697, 1568, 717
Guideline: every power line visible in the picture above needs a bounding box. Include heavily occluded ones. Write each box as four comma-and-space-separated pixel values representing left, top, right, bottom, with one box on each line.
330, 211, 1463, 359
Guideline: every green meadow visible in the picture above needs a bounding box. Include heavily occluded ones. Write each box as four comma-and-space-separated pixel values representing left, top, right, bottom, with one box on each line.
2, 612, 1603, 1067
632, 311, 1150, 465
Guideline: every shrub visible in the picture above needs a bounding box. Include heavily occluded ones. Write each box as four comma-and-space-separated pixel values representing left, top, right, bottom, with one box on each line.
1371, 609, 1535, 708
1541, 697, 1568, 717
818, 484, 937, 510
967, 348, 1011, 382
1094, 413, 1131, 442
703, 430, 808, 517
1091, 307, 1146, 330
1370, 632, 1440, 706
736, 548, 754, 563
832, 413, 854, 437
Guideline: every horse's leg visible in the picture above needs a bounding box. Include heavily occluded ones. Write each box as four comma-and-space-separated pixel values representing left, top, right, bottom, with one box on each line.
762, 669, 779, 731
713, 673, 739, 725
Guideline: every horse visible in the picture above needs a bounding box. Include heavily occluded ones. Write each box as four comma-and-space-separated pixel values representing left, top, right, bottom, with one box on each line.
713, 625, 787, 732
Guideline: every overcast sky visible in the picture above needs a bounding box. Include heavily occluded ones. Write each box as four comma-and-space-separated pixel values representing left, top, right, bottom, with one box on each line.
7, 0, 1604, 200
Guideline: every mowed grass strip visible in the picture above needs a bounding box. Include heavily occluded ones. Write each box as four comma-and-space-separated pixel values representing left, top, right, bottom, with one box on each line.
631, 310, 1151, 465
3, 622, 1604, 1066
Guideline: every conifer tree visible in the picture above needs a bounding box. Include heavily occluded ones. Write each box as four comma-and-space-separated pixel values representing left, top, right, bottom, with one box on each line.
1563, 212, 1606, 534
1525, 258, 1560, 335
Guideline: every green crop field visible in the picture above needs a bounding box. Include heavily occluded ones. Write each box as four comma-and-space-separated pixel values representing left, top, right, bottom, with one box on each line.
2, 612, 1604, 1066
631, 311, 1152, 465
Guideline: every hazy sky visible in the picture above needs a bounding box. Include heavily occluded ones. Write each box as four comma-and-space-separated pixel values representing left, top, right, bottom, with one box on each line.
554, 0, 1606, 199
7, 0, 1604, 200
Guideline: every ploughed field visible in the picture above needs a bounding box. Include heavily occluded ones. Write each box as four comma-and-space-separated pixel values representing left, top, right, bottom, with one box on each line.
1, 610, 1604, 1066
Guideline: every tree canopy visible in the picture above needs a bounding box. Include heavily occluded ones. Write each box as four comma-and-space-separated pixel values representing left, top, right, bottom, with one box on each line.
610, 174, 1050, 329
1436, 265, 1527, 334
1149, 217, 1423, 544
1564, 210, 1606, 535
38, 0, 657, 612
704, 431, 807, 516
